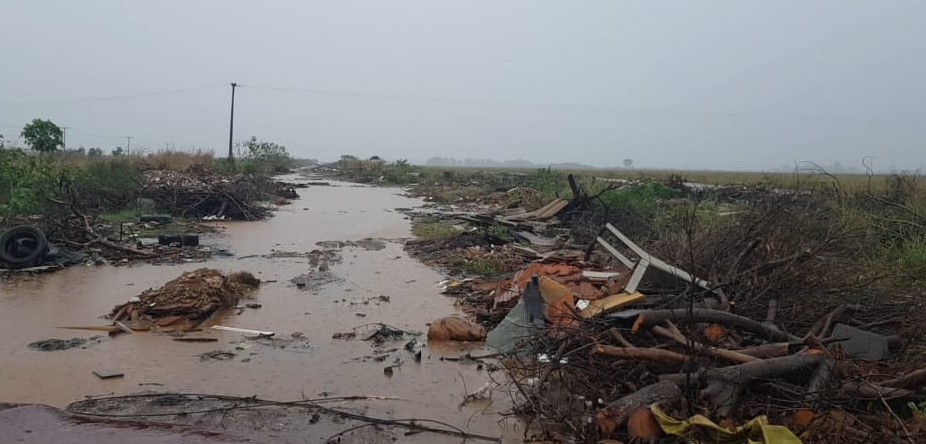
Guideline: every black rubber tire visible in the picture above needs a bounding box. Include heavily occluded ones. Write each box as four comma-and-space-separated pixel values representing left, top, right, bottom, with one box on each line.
158, 235, 181, 246
0, 225, 49, 269
181, 235, 200, 247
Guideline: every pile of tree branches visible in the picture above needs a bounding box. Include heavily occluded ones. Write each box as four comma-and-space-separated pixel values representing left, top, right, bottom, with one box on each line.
140, 170, 296, 220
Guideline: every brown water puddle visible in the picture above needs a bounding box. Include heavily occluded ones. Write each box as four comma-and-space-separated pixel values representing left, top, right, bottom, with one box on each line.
0, 177, 522, 443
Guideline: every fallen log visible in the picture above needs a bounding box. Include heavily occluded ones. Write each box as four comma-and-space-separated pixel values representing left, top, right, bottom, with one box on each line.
596, 380, 683, 436
881, 368, 926, 389
841, 380, 913, 400
593, 344, 688, 365
736, 337, 845, 359
735, 342, 791, 359
804, 357, 836, 407
630, 308, 800, 342
763, 299, 778, 328
661, 353, 828, 418
91, 237, 157, 258
75, 211, 158, 258
650, 325, 759, 364
607, 328, 636, 348
686, 353, 826, 384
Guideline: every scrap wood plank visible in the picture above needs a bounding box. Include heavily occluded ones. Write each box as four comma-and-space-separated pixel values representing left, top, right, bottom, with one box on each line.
93, 369, 125, 379
579, 292, 645, 318
582, 270, 622, 281
211, 325, 274, 336
156, 315, 184, 327
510, 245, 540, 258
514, 231, 559, 247
502, 198, 569, 222
596, 236, 635, 269
114, 321, 136, 334
604, 223, 713, 290
625, 258, 649, 294
173, 337, 219, 342
533, 199, 570, 220
59, 325, 121, 333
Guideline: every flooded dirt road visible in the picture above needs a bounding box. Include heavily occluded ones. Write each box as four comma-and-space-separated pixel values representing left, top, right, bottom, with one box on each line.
0, 176, 520, 442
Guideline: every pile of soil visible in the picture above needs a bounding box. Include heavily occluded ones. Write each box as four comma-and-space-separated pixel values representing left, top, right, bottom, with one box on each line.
111, 268, 260, 322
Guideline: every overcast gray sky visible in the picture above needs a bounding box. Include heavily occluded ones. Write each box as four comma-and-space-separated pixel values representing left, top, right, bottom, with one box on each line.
1, 1, 923, 171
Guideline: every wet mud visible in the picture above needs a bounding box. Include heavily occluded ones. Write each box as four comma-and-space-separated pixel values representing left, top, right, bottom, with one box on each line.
0, 175, 520, 442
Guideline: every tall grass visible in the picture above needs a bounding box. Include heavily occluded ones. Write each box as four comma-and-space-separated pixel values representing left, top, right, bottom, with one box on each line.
0, 147, 289, 219
137, 149, 215, 171
0, 150, 66, 216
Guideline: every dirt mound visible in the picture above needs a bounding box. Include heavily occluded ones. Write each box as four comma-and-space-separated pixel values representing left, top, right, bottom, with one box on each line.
111, 268, 260, 322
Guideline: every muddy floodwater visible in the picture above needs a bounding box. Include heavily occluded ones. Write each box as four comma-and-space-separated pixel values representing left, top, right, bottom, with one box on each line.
0, 176, 520, 442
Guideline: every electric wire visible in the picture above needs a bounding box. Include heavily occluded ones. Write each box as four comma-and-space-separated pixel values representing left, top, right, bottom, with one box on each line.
0, 84, 224, 106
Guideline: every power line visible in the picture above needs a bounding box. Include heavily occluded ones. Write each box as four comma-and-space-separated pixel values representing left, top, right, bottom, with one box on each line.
0, 84, 224, 106
240, 84, 637, 112
239, 84, 914, 126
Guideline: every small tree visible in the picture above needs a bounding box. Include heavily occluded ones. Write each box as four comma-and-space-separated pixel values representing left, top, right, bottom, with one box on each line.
242, 136, 289, 161
237, 136, 292, 172
623, 158, 634, 169
88, 147, 103, 157
21, 119, 63, 152
112, 147, 124, 156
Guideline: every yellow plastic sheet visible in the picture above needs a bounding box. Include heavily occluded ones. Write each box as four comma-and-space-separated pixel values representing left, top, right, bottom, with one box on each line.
651, 405, 802, 444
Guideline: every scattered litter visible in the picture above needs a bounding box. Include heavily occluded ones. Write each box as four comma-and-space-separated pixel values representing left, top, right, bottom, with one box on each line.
108, 269, 261, 328
92, 369, 125, 379
537, 354, 568, 364
198, 350, 236, 361
831, 323, 900, 360
427, 317, 486, 342
28, 336, 105, 351
211, 325, 274, 337
361, 324, 406, 343
651, 404, 801, 444
461, 382, 492, 406
172, 337, 219, 342
290, 270, 342, 291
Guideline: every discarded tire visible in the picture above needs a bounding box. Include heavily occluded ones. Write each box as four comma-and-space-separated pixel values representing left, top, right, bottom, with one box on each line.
158, 234, 200, 247
0, 225, 49, 269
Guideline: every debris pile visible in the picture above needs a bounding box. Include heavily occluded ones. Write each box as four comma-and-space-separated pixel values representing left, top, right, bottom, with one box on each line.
455, 224, 926, 443
109, 268, 260, 325
427, 317, 486, 341
140, 169, 300, 220
401, 175, 926, 442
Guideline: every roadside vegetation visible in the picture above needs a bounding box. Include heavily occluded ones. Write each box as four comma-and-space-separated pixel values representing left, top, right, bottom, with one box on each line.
1, 119, 297, 223
338, 155, 926, 286
410, 221, 460, 241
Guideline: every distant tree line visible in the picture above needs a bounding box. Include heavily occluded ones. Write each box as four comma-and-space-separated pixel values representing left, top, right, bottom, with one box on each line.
424, 156, 602, 169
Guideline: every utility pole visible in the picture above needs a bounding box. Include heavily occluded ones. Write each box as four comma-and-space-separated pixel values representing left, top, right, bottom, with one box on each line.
228, 82, 238, 159
60, 127, 69, 151
125, 136, 133, 152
